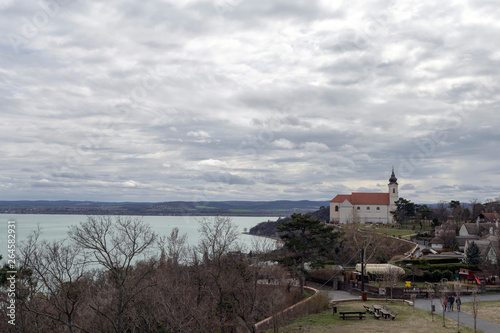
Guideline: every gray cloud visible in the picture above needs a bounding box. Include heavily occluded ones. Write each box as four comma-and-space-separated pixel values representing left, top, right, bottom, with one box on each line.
0, 0, 499, 204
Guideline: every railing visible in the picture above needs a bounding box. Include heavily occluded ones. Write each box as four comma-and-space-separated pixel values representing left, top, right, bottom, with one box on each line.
254, 286, 320, 332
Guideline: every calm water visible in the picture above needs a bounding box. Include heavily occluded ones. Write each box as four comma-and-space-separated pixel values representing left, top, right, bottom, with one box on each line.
0, 214, 276, 259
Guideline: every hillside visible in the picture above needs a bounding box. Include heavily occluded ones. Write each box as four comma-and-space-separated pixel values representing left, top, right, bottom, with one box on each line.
248, 206, 330, 237
0, 200, 329, 216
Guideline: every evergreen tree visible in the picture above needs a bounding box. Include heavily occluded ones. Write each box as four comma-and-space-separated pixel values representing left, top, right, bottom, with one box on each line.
466, 241, 482, 265
391, 198, 416, 226
277, 213, 339, 292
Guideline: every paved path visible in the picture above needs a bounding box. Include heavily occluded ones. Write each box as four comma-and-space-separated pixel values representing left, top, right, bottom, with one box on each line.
413, 295, 500, 333
308, 282, 500, 333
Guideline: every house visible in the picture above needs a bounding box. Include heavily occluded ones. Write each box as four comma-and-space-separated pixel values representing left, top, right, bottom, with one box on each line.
329, 169, 399, 224
459, 213, 500, 237
429, 222, 458, 250
435, 222, 457, 238
464, 235, 500, 264
476, 212, 500, 224
429, 237, 445, 250
456, 235, 480, 251
421, 251, 465, 261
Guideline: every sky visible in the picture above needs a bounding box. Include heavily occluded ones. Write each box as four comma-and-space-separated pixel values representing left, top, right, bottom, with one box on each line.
1, 0, 499, 204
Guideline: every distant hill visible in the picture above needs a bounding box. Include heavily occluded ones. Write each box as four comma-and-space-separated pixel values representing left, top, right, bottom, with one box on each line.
0, 200, 329, 217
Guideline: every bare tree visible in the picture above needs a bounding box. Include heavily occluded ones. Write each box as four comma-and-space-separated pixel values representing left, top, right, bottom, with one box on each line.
386, 265, 402, 301
433, 202, 450, 225
470, 199, 484, 218
10, 227, 50, 332
162, 227, 188, 266
341, 224, 386, 278
68, 215, 158, 333
197, 216, 240, 333
438, 281, 450, 327
23, 239, 91, 333
437, 226, 457, 249
471, 288, 480, 333
346, 226, 386, 263
197, 216, 240, 261
249, 236, 280, 261
455, 284, 462, 333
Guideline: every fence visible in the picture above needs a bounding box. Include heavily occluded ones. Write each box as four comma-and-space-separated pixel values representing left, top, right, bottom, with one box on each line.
254, 286, 323, 332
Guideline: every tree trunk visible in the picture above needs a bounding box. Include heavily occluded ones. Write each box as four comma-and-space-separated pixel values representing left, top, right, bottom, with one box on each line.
118, 285, 123, 333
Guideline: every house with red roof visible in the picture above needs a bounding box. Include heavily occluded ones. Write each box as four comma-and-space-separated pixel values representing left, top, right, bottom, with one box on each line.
330, 169, 399, 224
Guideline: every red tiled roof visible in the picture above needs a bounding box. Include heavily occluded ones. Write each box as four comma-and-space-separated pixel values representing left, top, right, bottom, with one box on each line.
330, 194, 352, 203
480, 212, 500, 222
330, 192, 390, 205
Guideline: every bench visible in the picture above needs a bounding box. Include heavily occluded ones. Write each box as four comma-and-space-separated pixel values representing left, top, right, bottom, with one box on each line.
380, 309, 392, 319
390, 310, 398, 320
339, 311, 366, 320
363, 305, 380, 319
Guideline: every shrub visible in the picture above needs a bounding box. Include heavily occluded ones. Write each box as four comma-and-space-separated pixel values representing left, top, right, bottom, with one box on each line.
431, 270, 442, 282
442, 270, 453, 281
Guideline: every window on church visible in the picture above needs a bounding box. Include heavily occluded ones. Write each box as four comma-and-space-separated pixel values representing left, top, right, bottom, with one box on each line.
367, 207, 370, 210
357, 207, 360, 210
393, 188, 395, 193
376, 207, 380, 210
335, 206, 339, 212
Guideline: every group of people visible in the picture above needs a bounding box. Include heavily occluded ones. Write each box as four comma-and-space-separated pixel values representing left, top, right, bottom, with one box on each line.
443, 295, 461, 311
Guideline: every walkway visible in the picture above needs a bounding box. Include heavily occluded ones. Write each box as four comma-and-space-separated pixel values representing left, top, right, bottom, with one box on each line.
308, 282, 500, 333
413, 294, 500, 333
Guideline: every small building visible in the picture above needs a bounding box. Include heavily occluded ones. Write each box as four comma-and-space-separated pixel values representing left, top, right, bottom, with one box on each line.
429, 237, 444, 250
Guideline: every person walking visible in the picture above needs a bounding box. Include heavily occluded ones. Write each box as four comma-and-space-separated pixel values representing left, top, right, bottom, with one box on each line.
456, 296, 461, 311
444, 296, 448, 312
449, 295, 455, 311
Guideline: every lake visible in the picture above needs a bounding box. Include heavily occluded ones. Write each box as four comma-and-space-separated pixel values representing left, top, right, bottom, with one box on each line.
0, 214, 277, 259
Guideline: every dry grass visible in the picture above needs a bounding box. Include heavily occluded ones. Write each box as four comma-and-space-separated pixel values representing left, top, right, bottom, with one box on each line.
266, 300, 478, 333
461, 300, 500, 325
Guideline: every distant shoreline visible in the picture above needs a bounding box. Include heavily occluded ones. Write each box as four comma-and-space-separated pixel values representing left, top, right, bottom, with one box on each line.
0, 199, 328, 218
0, 211, 283, 217
242, 231, 281, 241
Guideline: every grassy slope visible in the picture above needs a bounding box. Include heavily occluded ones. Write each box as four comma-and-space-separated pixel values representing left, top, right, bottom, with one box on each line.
266, 300, 480, 333
461, 300, 500, 325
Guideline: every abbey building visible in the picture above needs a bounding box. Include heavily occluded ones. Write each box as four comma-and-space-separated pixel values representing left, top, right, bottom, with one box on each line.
330, 169, 399, 224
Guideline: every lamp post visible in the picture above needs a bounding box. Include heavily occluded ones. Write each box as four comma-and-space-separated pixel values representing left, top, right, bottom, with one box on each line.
361, 247, 365, 292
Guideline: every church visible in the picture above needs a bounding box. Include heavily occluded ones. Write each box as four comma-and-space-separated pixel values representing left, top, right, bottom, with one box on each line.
330, 169, 399, 224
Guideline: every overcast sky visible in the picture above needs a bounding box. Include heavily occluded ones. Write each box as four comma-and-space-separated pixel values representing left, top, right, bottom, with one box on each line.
1, 0, 499, 204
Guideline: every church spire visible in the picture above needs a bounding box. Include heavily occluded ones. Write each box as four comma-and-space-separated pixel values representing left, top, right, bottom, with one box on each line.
389, 167, 398, 185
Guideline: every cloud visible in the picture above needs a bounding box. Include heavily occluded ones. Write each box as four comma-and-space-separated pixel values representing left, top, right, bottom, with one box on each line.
301, 142, 329, 152
198, 172, 255, 185
272, 138, 295, 149
400, 184, 415, 191
0, 0, 499, 203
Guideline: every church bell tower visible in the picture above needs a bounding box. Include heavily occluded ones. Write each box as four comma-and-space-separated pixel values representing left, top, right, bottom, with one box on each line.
388, 168, 399, 219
